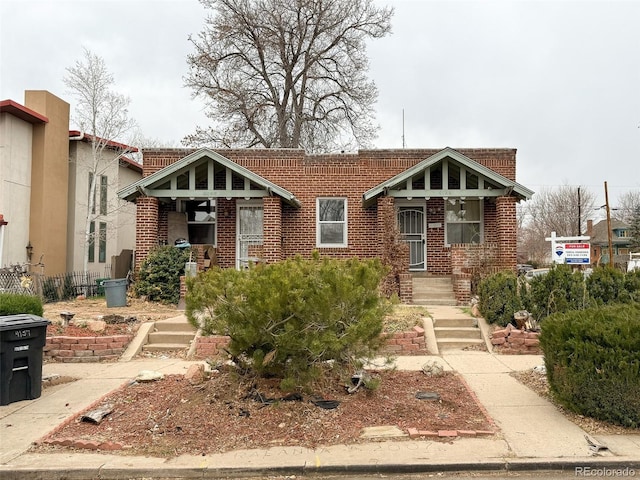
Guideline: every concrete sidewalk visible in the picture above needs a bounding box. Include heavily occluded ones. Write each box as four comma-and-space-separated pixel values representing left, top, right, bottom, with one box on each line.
1, 306, 638, 479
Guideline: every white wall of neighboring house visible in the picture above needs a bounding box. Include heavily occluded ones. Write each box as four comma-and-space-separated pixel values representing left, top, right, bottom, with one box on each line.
117, 164, 141, 254
0, 112, 33, 268
66, 140, 141, 274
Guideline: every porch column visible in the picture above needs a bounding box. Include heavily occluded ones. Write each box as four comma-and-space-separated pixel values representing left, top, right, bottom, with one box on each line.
263, 196, 282, 264
135, 196, 159, 271
377, 196, 395, 257
496, 196, 517, 272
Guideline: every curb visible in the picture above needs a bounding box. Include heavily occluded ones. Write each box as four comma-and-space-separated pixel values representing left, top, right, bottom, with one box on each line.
2, 458, 639, 480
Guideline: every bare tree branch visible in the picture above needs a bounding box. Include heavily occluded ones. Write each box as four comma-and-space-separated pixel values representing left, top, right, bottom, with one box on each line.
184, 0, 393, 152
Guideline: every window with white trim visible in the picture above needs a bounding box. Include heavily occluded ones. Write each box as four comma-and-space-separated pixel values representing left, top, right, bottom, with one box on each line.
316, 198, 347, 247
445, 198, 481, 244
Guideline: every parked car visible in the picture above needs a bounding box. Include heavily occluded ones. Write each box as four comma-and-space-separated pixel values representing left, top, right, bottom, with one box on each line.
517, 264, 534, 275
524, 268, 550, 281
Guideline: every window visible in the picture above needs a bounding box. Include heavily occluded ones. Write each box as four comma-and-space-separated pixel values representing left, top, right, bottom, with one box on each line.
317, 198, 347, 247
100, 175, 107, 215
88, 172, 95, 214
445, 199, 481, 244
88, 221, 95, 263
185, 200, 216, 245
99, 222, 107, 263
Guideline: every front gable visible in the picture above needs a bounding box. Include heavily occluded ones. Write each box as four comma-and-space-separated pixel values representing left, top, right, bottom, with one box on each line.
118, 148, 300, 207
363, 147, 533, 205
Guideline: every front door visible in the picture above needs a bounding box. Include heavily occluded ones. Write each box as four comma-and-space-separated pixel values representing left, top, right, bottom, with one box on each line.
236, 202, 263, 269
397, 206, 426, 271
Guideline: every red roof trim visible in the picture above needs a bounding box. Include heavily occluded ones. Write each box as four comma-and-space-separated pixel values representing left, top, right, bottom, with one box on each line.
120, 156, 143, 174
0, 100, 48, 124
69, 130, 139, 152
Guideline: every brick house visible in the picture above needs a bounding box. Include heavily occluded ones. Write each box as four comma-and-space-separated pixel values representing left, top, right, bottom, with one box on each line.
119, 147, 533, 304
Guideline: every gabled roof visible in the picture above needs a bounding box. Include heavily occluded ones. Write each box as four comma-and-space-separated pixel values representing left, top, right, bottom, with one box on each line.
363, 147, 534, 203
118, 148, 300, 207
590, 218, 631, 245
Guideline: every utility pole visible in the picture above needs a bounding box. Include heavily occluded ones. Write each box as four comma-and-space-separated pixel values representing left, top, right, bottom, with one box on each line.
401, 109, 405, 149
577, 187, 581, 235
604, 181, 614, 266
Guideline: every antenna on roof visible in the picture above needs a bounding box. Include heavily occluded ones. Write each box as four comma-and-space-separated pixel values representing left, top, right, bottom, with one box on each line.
402, 109, 406, 149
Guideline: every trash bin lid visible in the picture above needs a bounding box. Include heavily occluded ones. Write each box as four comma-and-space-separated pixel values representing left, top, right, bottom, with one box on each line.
0, 314, 50, 331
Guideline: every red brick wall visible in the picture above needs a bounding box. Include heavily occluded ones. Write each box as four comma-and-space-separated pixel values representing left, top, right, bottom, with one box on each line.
135, 148, 520, 276
135, 197, 159, 270
45, 335, 133, 362
496, 196, 518, 271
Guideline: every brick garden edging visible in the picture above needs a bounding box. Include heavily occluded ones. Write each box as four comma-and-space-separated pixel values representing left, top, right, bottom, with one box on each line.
193, 325, 428, 359
44, 335, 134, 362
490, 324, 541, 354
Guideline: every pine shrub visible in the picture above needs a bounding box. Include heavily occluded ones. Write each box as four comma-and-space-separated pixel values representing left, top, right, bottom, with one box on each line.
0, 293, 44, 316
185, 254, 390, 391
540, 303, 640, 428
134, 245, 191, 304
586, 266, 626, 305
523, 264, 588, 321
476, 271, 522, 326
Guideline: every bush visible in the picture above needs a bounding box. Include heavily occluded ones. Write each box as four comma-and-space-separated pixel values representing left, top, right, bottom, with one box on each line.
523, 264, 588, 321
623, 269, 640, 303
476, 271, 522, 326
586, 266, 626, 305
540, 303, 640, 428
185, 255, 390, 391
134, 245, 191, 304
0, 293, 44, 316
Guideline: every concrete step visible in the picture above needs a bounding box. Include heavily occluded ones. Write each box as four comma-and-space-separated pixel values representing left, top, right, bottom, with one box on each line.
434, 327, 482, 339
147, 331, 196, 344
413, 298, 457, 306
436, 338, 485, 350
434, 317, 477, 328
142, 343, 191, 352
153, 320, 197, 333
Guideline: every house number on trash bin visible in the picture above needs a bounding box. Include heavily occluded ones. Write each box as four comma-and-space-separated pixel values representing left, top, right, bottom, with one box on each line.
13, 329, 32, 338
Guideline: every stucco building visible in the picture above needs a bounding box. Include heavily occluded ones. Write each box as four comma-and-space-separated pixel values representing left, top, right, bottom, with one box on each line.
0, 91, 141, 276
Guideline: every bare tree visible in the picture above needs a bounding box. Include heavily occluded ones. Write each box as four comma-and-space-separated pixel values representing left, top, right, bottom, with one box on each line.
184, 0, 393, 152
612, 189, 640, 224
64, 48, 137, 279
518, 186, 596, 265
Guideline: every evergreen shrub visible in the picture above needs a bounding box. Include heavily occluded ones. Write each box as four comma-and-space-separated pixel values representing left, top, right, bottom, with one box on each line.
476, 271, 521, 326
586, 266, 626, 305
0, 293, 44, 316
135, 245, 191, 304
185, 254, 390, 390
540, 303, 640, 428
523, 264, 588, 321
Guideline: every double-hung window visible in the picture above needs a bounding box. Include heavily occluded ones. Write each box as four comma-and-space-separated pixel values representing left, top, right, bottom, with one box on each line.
317, 198, 347, 248
445, 198, 481, 245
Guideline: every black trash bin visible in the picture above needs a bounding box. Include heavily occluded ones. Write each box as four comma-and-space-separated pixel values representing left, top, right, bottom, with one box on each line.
0, 314, 50, 406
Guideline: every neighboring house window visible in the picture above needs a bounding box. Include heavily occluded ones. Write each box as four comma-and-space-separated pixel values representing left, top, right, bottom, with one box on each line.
317, 198, 347, 247
100, 175, 108, 215
88, 221, 95, 263
445, 198, 481, 244
185, 200, 216, 245
618, 230, 629, 238
89, 172, 95, 214
99, 222, 107, 263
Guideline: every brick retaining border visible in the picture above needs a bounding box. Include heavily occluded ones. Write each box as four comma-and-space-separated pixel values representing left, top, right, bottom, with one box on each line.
490, 324, 541, 354
194, 325, 428, 359
44, 335, 134, 362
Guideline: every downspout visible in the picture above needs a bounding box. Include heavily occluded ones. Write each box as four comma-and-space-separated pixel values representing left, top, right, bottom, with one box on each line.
0, 214, 7, 268
69, 131, 85, 141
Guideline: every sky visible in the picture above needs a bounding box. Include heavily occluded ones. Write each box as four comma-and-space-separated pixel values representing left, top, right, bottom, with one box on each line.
1, 0, 639, 213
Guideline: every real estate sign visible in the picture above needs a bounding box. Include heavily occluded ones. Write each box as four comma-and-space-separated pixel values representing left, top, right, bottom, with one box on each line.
546, 232, 591, 265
